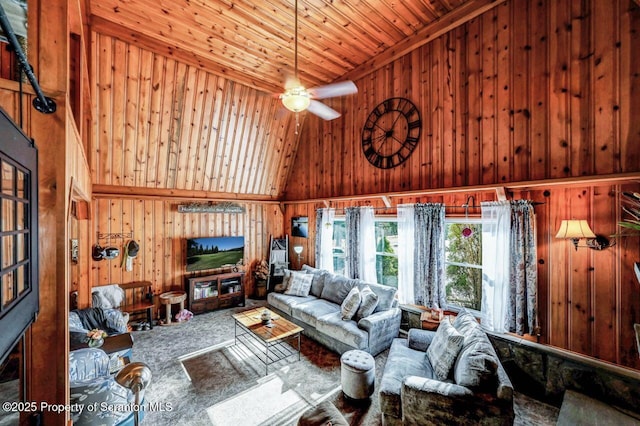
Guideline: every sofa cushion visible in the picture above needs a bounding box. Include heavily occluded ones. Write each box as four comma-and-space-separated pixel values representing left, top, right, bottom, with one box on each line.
355, 285, 378, 320
285, 271, 313, 297
320, 274, 355, 305
341, 287, 361, 320
302, 264, 328, 297
451, 309, 500, 390
379, 338, 435, 419
426, 319, 464, 380
453, 338, 498, 390
356, 280, 396, 313
292, 299, 340, 328
267, 292, 316, 316
316, 312, 368, 349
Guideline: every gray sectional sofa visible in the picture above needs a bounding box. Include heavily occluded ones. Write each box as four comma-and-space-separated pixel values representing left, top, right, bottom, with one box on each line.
267, 265, 402, 356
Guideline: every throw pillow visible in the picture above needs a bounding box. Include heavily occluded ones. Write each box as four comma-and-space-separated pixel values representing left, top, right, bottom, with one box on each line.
426, 318, 465, 380
320, 274, 355, 305
340, 287, 361, 320
355, 285, 379, 320
301, 264, 327, 297
284, 271, 313, 297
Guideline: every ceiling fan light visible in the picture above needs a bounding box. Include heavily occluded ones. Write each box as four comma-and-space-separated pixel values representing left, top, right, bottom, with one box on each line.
281, 86, 311, 112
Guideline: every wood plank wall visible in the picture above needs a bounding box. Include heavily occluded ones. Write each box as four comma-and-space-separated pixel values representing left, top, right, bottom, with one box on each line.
284, 183, 640, 369
284, 0, 640, 200
90, 198, 283, 312
91, 32, 299, 197
282, 0, 640, 369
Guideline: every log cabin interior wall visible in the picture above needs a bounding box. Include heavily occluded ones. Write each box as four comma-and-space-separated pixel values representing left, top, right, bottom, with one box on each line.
90, 198, 283, 303
90, 32, 300, 197
283, 0, 640, 369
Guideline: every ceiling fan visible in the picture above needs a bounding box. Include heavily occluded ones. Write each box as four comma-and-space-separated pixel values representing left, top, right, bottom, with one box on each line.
279, 0, 357, 121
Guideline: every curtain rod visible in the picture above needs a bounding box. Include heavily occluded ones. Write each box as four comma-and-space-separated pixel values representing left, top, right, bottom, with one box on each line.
329, 201, 544, 213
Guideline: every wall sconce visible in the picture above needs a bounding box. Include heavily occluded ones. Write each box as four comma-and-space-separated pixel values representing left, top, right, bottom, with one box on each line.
555, 220, 611, 250
293, 245, 304, 263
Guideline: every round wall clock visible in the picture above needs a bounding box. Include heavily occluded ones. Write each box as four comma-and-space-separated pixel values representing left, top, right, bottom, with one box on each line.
361, 97, 421, 169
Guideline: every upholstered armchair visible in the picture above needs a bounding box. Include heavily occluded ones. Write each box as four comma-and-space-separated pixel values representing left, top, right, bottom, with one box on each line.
69, 348, 144, 426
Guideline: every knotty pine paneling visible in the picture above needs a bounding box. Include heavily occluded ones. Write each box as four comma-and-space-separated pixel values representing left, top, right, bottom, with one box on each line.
88, 0, 471, 93
284, 182, 640, 370
91, 32, 299, 197
91, 199, 283, 313
284, 0, 640, 201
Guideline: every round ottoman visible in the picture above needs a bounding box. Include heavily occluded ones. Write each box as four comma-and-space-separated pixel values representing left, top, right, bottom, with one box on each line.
340, 349, 375, 400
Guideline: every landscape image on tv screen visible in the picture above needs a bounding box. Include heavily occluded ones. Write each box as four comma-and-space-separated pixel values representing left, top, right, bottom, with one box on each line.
186, 236, 244, 272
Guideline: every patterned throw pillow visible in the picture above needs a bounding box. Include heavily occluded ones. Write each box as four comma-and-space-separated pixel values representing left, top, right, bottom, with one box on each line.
355, 285, 379, 320
426, 318, 465, 380
340, 287, 361, 320
284, 271, 313, 297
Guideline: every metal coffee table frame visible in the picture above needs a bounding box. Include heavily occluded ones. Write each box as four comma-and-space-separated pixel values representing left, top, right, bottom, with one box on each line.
232, 308, 303, 375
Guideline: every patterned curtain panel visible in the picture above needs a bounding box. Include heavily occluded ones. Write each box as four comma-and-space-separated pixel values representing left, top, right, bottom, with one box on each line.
345, 207, 361, 279
507, 200, 537, 335
414, 203, 446, 308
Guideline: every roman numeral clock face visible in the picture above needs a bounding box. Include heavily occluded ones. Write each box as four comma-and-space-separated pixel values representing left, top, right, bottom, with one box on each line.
361, 97, 421, 169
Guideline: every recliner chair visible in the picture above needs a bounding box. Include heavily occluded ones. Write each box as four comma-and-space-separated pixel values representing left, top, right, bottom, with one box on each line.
69, 348, 145, 426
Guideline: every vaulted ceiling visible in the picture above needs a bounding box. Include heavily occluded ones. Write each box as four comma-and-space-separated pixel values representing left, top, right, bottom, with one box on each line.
87, 0, 490, 198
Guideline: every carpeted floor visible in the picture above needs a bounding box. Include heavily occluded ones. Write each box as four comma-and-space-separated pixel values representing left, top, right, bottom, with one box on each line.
130, 299, 559, 425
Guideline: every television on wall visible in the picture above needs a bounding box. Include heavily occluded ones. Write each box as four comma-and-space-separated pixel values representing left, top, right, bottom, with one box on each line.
186, 236, 244, 272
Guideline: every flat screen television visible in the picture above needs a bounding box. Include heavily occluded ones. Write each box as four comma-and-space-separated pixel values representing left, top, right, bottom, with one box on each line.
186, 236, 245, 272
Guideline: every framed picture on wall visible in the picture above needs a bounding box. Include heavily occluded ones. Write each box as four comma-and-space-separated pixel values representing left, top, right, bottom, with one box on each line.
292, 216, 308, 238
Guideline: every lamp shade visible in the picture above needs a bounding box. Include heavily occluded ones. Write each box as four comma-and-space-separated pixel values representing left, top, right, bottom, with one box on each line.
293, 245, 303, 255
281, 86, 311, 112
555, 220, 596, 239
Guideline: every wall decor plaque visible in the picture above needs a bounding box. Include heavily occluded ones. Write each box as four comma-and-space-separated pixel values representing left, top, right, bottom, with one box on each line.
178, 202, 245, 214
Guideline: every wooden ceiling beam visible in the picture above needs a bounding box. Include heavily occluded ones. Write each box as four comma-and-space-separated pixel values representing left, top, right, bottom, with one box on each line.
92, 184, 281, 204
90, 16, 283, 94
342, 0, 503, 82
282, 173, 640, 205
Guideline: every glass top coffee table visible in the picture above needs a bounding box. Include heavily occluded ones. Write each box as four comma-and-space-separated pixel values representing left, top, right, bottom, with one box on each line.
232, 307, 303, 375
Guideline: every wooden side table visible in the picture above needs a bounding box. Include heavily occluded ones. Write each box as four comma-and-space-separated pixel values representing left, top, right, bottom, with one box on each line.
420, 311, 442, 331
159, 291, 187, 325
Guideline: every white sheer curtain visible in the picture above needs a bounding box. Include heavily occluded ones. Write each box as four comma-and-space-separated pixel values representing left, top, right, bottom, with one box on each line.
359, 206, 377, 283
481, 201, 511, 332
397, 204, 415, 304
316, 208, 335, 272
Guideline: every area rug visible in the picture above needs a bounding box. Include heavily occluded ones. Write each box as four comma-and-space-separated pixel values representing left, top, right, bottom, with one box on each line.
130, 300, 383, 425
130, 300, 558, 425
178, 337, 358, 425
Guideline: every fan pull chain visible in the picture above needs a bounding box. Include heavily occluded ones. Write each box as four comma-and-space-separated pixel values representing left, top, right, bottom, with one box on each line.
295, 112, 300, 135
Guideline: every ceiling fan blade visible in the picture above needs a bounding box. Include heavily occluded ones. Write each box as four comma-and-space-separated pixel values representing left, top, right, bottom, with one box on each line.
307, 100, 341, 120
308, 81, 357, 99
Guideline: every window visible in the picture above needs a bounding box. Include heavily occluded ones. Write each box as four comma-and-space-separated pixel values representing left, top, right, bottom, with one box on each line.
331, 217, 399, 287
375, 219, 398, 288
444, 219, 482, 310
332, 219, 346, 275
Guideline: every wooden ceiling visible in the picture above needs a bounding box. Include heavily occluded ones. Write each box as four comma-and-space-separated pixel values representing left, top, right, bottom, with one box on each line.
87, 0, 496, 198
88, 0, 482, 95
